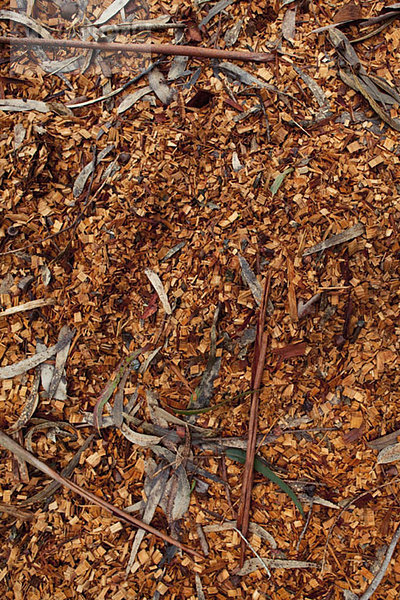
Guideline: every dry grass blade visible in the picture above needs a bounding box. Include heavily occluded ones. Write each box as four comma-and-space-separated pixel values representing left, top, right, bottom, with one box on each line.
236, 273, 271, 566
0, 430, 203, 559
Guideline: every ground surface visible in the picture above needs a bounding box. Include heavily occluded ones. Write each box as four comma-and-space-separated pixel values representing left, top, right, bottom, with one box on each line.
0, 0, 400, 599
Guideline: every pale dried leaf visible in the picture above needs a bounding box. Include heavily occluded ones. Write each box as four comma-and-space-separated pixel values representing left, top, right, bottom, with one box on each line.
47, 325, 73, 400
237, 557, 318, 576
0, 9, 52, 38
144, 268, 172, 314
303, 223, 364, 256
377, 443, 400, 464
93, 0, 131, 25
232, 151, 243, 172
148, 68, 175, 105
282, 7, 296, 41
0, 298, 55, 318
224, 19, 243, 46
195, 573, 206, 600
117, 86, 152, 114
0, 99, 50, 113
120, 423, 162, 447
126, 464, 170, 573
73, 144, 114, 197
219, 62, 278, 92
203, 520, 277, 548
0, 331, 74, 380
9, 367, 41, 432
13, 123, 26, 151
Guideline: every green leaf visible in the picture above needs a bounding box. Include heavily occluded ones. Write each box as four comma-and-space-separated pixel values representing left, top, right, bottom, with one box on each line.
270, 168, 293, 197
225, 447, 305, 517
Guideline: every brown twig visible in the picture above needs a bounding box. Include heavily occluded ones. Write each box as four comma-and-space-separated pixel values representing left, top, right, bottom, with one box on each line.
236, 273, 271, 567
0, 429, 203, 559
0, 36, 273, 63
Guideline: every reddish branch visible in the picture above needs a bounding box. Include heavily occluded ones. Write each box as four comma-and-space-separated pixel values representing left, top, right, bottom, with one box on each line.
0, 430, 203, 560
0, 36, 273, 63
236, 273, 271, 566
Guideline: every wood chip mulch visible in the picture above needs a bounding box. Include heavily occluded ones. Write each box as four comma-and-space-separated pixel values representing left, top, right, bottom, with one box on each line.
1, 0, 400, 598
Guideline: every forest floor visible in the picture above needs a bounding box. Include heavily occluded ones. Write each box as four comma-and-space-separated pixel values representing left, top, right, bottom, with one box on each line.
1, 0, 400, 599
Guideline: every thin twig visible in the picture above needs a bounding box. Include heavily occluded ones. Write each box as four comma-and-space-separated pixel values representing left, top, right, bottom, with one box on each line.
236, 273, 271, 566
0, 36, 273, 63
0, 429, 203, 559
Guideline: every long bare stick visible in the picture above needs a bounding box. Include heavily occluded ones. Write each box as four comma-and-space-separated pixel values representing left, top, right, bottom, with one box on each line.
0, 36, 272, 63
236, 273, 271, 566
0, 430, 202, 559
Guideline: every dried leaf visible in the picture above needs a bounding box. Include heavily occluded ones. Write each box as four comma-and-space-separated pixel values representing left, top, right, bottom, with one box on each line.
368, 430, 400, 452
148, 68, 175, 105
333, 2, 363, 24
303, 223, 364, 256
47, 325, 74, 400
126, 462, 170, 573
0, 9, 52, 38
120, 423, 162, 447
237, 557, 318, 576
199, 0, 234, 27
293, 66, 329, 108
117, 86, 152, 114
282, 8, 296, 41
144, 268, 172, 314
73, 144, 114, 197
0, 298, 55, 317
0, 330, 75, 380
377, 443, 400, 465
0, 99, 51, 113
195, 574, 206, 600
160, 465, 191, 522
218, 62, 278, 92
8, 367, 40, 432
224, 19, 243, 46
190, 304, 221, 409
203, 520, 277, 548
93, 0, 131, 25
232, 151, 243, 172
239, 255, 262, 305
270, 168, 293, 196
